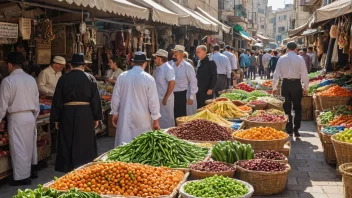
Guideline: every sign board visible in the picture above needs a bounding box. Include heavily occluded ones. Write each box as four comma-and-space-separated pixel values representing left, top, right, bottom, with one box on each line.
19, 18, 31, 40
0, 22, 18, 38
36, 40, 51, 65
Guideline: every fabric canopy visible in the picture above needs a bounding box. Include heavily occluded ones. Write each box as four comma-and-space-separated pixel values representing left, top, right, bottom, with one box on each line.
160, 0, 218, 32
58, 0, 149, 19
195, 7, 231, 33
256, 34, 275, 42
128, 0, 178, 25
288, 22, 309, 38
235, 31, 252, 41
312, 0, 352, 24
301, 29, 318, 36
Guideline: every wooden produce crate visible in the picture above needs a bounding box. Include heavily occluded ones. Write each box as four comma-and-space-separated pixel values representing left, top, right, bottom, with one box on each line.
0, 156, 11, 174
37, 145, 51, 162
301, 108, 313, 121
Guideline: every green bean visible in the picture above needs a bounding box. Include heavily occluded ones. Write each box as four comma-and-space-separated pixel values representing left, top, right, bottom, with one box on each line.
107, 130, 208, 168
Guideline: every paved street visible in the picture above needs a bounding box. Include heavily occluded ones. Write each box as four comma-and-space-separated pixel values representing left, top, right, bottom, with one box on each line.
0, 121, 344, 198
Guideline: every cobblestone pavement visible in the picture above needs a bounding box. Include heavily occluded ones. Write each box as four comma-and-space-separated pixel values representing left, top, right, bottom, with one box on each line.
0, 121, 344, 198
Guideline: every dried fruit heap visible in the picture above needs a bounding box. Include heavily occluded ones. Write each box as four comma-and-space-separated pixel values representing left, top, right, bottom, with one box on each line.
50, 162, 184, 197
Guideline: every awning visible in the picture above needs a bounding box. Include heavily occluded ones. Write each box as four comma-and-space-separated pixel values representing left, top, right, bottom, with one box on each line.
288, 22, 309, 38
312, 0, 352, 24
160, 0, 218, 32
253, 43, 263, 47
301, 29, 318, 36
57, 0, 149, 20
195, 7, 231, 33
256, 34, 275, 42
128, 0, 178, 25
235, 31, 252, 41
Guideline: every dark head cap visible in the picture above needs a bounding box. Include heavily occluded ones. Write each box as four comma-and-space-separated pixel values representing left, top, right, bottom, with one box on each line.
7, 52, 25, 64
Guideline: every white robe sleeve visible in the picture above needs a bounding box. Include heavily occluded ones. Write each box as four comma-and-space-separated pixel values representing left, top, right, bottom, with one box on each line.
34, 87, 40, 118
111, 78, 121, 116
0, 78, 10, 121
147, 78, 161, 121
186, 65, 198, 100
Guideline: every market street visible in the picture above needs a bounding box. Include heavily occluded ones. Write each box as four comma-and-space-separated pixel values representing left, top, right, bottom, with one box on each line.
0, 121, 342, 198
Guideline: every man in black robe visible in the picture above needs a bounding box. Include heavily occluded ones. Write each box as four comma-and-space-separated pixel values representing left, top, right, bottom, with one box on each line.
50, 53, 103, 173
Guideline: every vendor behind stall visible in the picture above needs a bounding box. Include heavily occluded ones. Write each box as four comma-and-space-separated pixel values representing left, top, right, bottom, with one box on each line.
106, 55, 123, 85
37, 56, 65, 97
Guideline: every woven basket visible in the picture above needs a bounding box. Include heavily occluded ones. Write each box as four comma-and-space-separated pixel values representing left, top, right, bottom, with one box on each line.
251, 103, 267, 110
339, 163, 352, 198
301, 96, 313, 110
190, 167, 236, 179
331, 135, 352, 166
322, 132, 333, 144
266, 103, 284, 111
235, 162, 291, 195
244, 118, 287, 131
232, 135, 288, 151
313, 94, 323, 111
323, 142, 337, 164
176, 117, 187, 126
318, 95, 352, 111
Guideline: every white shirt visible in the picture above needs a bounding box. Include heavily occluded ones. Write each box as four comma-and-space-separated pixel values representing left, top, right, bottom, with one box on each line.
0, 69, 39, 121
272, 51, 309, 90
223, 51, 238, 70
262, 53, 272, 68
37, 66, 62, 96
153, 62, 175, 100
108, 68, 124, 80
153, 62, 176, 129
111, 66, 161, 146
172, 60, 198, 100
211, 52, 232, 78
308, 51, 318, 68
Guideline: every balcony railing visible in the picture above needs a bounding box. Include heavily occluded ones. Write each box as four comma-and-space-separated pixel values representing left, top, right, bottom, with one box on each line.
234, 5, 248, 18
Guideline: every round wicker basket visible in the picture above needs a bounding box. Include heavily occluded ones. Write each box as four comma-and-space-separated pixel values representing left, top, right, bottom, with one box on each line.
331, 135, 352, 167
339, 163, 352, 198
318, 95, 352, 110
190, 166, 236, 179
232, 135, 288, 151
250, 103, 267, 110
244, 118, 288, 131
235, 162, 291, 195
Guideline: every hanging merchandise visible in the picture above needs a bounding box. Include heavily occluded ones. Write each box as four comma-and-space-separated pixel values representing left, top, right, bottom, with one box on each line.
337, 17, 349, 54
330, 24, 338, 39
318, 34, 324, 56
79, 10, 87, 35
332, 38, 339, 63
19, 18, 32, 40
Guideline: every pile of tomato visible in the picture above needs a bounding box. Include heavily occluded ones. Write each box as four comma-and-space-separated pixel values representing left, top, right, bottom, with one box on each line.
234, 83, 255, 92
318, 85, 352, 97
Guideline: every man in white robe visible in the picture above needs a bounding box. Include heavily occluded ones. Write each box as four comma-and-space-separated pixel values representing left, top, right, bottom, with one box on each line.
0, 52, 39, 186
152, 49, 176, 129
111, 52, 161, 147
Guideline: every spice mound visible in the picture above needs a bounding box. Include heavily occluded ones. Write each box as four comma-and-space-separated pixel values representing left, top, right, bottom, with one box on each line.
168, 119, 233, 141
